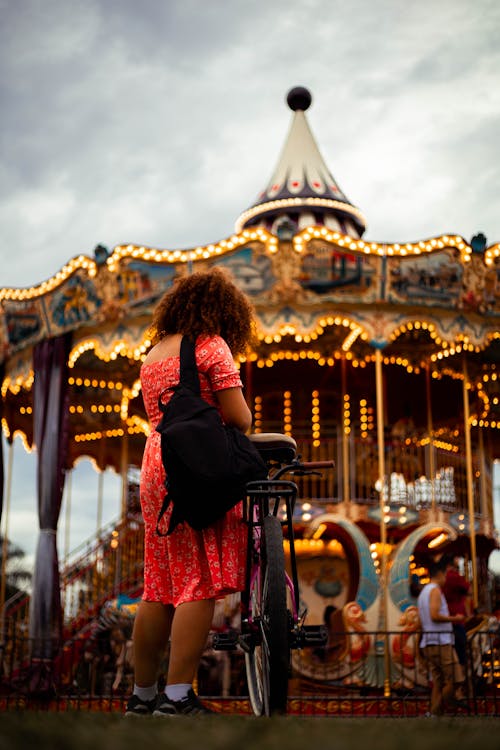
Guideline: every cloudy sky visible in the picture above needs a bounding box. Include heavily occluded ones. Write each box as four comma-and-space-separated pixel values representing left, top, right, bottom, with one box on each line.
1, 0, 499, 570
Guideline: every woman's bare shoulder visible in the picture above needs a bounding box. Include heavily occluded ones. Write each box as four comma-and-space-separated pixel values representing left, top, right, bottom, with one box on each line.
143, 334, 183, 366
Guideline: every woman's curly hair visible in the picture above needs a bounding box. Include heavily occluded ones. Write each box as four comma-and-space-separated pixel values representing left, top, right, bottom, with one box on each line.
151, 267, 257, 356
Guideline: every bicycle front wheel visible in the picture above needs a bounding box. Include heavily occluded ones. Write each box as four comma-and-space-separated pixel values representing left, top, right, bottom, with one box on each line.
245, 514, 289, 715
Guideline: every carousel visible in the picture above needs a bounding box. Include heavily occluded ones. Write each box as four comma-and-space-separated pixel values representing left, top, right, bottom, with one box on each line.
1, 86, 499, 702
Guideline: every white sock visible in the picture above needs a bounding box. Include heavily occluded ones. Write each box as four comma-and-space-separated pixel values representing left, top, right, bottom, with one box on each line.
133, 683, 157, 701
165, 683, 191, 702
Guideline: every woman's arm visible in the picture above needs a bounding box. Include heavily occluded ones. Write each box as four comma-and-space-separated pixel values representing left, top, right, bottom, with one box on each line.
215, 387, 252, 433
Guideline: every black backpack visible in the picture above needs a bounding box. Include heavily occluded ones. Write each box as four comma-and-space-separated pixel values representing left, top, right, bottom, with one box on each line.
155, 336, 268, 535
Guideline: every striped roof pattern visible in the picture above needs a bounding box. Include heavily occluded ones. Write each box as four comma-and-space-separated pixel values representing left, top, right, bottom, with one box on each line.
236, 87, 366, 235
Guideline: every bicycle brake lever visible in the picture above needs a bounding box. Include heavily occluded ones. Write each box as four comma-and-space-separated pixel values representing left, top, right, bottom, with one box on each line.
298, 608, 308, 627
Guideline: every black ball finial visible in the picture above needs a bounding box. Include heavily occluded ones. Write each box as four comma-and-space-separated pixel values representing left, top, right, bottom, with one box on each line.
287, 86, 312, 111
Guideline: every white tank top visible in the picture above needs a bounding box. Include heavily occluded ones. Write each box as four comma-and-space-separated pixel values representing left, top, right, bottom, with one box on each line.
417, 582, 453, 646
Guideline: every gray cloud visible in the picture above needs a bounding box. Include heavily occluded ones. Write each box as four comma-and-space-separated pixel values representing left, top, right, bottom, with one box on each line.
1, 0, 499, 288
5, 434, 121, 559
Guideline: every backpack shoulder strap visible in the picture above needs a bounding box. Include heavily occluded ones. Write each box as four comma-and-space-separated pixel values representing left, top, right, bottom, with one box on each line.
157, 336, 201, 414
180, 336, 201, 395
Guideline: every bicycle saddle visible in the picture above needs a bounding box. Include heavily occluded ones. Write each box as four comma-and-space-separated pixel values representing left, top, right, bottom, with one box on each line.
249, 433, 297, 464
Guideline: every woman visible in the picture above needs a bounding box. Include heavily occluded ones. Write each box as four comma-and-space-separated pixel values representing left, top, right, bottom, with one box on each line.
125, 267, 255, 717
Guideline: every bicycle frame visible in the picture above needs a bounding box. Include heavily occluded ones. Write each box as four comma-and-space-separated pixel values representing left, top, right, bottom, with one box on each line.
241, 452, 334, 643
241, 477, 301, 634
212, 451, 333, 715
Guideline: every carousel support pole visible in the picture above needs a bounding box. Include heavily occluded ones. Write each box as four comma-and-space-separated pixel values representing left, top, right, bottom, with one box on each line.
96, 464, 104, 603
63, 469, 72, 563
0, 440, 14, 637
97, 466, 104, 540
114, 430, 129, 596
61, 468, 72, 620
375, 349, 391, 697
245, 359, 253, 410
478, 427, 489, 528
95, 437, 106, 609
462, 356, 478, 610
341, 357, 351, 516
120, 431, 129, 523
425, 364, 437, 516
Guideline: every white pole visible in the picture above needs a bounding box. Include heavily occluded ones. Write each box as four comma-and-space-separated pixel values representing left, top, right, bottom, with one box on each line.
0, 440, 15, 634
375, 350, 391, 698
63, 469, 72, 564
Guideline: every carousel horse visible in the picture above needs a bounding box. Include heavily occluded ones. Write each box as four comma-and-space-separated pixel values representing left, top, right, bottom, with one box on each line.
392, 605, 421, 668
341, 601, 371, 684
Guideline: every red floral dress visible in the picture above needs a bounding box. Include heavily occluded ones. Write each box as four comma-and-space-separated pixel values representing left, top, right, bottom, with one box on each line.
139, 334, 247, 606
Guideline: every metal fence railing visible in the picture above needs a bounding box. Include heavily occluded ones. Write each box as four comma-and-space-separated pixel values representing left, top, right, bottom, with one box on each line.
294, 434, 482, 516
1, 626, 498, 716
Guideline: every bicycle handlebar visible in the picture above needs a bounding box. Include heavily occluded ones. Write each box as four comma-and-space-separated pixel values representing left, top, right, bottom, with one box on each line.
270, 458, 335, 481
298, 460, 335, 470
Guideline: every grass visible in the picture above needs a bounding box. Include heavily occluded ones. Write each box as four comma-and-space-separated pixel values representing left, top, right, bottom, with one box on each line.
1, 713, 500, 750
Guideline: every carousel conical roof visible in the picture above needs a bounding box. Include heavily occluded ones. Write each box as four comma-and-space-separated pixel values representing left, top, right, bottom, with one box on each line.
235, 86, 367, 238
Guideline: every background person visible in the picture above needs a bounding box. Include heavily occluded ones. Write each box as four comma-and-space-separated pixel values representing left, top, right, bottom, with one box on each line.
442, 555, 472, 667
417, 558, 468, 717
125, 268, 255, 717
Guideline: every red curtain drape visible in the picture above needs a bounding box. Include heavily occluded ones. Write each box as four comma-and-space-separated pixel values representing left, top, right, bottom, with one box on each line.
29, 333, 71, 660
0, 363, 4, 528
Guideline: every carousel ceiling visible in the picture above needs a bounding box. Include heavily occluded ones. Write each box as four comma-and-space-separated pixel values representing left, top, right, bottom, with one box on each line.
1, 227, 499, 469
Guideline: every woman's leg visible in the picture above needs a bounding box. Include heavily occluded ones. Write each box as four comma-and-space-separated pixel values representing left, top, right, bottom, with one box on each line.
167, 598, 215, 685
132, 601, 174, 686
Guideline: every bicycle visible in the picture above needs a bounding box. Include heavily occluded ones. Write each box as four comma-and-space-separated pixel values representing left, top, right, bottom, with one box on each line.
213, 432, 335, 716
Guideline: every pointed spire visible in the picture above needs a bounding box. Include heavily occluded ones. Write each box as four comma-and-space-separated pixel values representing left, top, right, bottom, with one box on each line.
235, 87, 366, 238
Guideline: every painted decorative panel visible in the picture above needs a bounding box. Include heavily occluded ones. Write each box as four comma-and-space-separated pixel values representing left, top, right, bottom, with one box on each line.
214, 244, 276, 295
387, 250, 463, 307
46, 270, 102, 333
3, 298, 47, 350
298, 240, 380, 303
